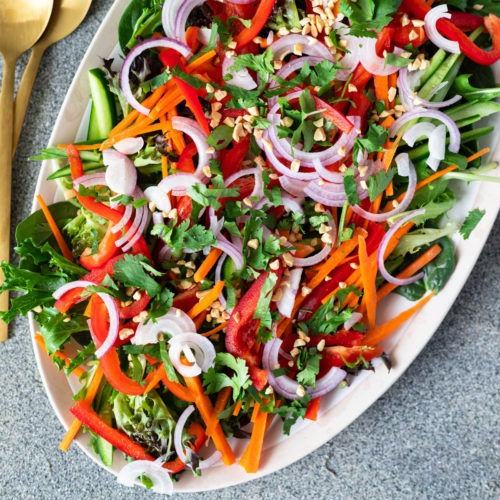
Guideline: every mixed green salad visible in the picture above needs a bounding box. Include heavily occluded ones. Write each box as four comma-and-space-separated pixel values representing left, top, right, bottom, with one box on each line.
1, 0, 499, 494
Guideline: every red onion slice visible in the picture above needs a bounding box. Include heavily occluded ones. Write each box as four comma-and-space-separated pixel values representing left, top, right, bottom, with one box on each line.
120, 38, 191, 115
292, 223, 336, 267
427, 124, 446, 171
215, 233, 244, 270
173, 405, 222, 471
276, 268, 303, 318
171, 116, 215, 179
158, 172, 202, 196
87, 292, 120, 358
117, 459, 173, 494
269, 35, 335, 61
53, 280, 97, 300
173, 0, 205, 47
402, 122, 436, 147
114, 137, 144, 155
162, 0, 184, 41
263, 338, 347, 400
121, 205, 150, 252
389, 108, 461, 153
223, 53, 257, 90
424, 5, 460, 54
144, 186, 173, 213
377, 209, 426, 286
357, 37, 401, 76
336, 35, 361, 81
168, 332, 216, 377
351, 153, 417, 222
279, 176, 309, 197
103, 149, 138, 196
115, 204, 148, 249
73, 172, 106, 189
343, 312, 363, 331
110, 204, 134, 235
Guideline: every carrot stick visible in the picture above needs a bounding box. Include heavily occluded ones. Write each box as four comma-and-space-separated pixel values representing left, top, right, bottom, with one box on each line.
161, 372, 195, 402
358, 235, 377, 329
34, 333, 86, 378
58, 142, 103, 151
374, 75, 389, 108
214, 387, 232, 417
379, 115, 395, 129
239, 405, 269, 473
187, 280, 225, 319
59, 365, 104, 451
184, 375, 236, 465
36, 194, 74, 262
250, 402, 261, 423
194, 248, 223, 283
232, 400, 243, 416
142, 363, 167, 394
201, 321, 228, 337
363, 293, 434, 346
167, 107, 186, 154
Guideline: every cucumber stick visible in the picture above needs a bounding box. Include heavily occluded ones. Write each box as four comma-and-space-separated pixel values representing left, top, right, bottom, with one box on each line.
87, 68, 117, 142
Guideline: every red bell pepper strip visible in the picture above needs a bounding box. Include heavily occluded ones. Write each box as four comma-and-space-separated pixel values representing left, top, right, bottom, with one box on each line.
402, 0, 500, 65
305, 397, 321, 421
70, 400, 205, 473
319, 345, 384, 375
176, 141, 197, 173
234, 0, 278, 48
119, 291, 151, 320
90, 297, 153, 395
450, 11, 484, 31
172, 76, 210, 135
313, 95, 354, 135
79, 224, 122, 270
220, 137, 251, 179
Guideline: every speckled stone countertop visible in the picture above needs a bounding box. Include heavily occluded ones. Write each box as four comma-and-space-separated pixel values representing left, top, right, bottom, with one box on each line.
1, 1, 498, 499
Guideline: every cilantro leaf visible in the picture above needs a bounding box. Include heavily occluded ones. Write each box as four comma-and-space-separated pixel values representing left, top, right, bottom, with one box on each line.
113, 254, 162, 298
353, 123, 388, 162
296, 348, 321, 388
273, 395, 312, 435
459, 208, 485, 240
366, 168, 396, 202
343, 167, 361, 206
152, 219, 216, 254
340, 0, 402, 38
203, 352, 251, 401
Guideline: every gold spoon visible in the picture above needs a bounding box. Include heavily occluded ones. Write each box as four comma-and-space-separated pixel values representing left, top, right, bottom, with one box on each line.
13, 0, 93, 152
0, 0, 54, 341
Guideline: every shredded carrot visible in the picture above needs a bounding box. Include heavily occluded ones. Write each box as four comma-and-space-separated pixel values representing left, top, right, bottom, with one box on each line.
58, 142, 103, 151
59, 365, 104, 451
187, 280, 225, 319
201, 321, 228, 337
232, 400, 243, 416
184, 375, 236, 465
377, 244, 442, 303
250, 402, 261, 423
194, 248, 223, 283
358, 235, 377, 329
142, 363, 166, 394
239, 405, 269, 473
194, 311, 207, 330
379, 115, 395, 129
214, 387, 232, 417
363, 293, 434, 346
374, 75, 389, 108
36, 194, 74, 262
167, 107, 186, 154
34, 334, 86, 378
161, 371, 195, 402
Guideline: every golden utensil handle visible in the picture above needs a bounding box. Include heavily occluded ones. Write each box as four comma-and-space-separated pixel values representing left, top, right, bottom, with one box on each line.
0, 54, 16, 341
13, 44, 45, 153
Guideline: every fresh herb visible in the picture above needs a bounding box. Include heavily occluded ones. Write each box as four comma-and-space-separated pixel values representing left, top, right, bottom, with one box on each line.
366, 168, 395, 202
273, 395, 312, 435
343, 167, 361, 206
296, 348, 321, 388
459, 208, 485, 239
151, 219, 216, 254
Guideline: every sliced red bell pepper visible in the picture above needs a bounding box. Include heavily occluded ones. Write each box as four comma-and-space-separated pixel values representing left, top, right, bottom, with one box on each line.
449, 11, 484, 31
172, 285, 201, 312
220, 137, 251, 179
176, 141, 197, 173
305, 397, 321, 421
79, 224, 122, 270
70, 400, 205, 473
158, 48, 182, 68
90, 297, 152, 395
119, 291, 151, 320
319, 345, 384, 375
225, 264, 283, 388
313, 95, 354, 135
172, 76, 210, 135
402, 0, 500, 65
234, 0, 278, 48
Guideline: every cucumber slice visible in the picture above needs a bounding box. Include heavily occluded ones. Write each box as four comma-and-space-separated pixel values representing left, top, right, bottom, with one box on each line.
87, 68, 117, 142
95, 410, 114, 467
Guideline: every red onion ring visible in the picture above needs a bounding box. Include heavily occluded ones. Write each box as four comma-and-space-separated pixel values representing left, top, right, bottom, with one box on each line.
115, 203, 148, 249
269, 34, 335, 61
357, 37, 401, 76
343, 312, 363, 331
351, 153, 417, 222
173, 405, 222, 471
117, 459, 173, 494
91, 292, 120, 358
73, 172, 106, 189
173, 0, 205, 47
110, 204, 134, 234
158, 172, 202, 196
427, 124, 446, 171
53, 280, 96, 301
103, 149, 138, 196
223, 53, 257, 90
121, 205, 149, 252
279, 176, 309, 197
424, 5, 460, 54
168, 332, 216, 377
144, 185, 173, 213
292, 223, 336, 267
215, 233, 244, 270
171, 116, 215, 179
114, 137, 144, 155
262, 338, 346, 400
120, 38, 191, 115
389, 108, 461, 153
276, 268, 303, 318
377, 208, 426, 286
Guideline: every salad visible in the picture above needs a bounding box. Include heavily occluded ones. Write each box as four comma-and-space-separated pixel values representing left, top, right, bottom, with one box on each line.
2, 0, 499, 494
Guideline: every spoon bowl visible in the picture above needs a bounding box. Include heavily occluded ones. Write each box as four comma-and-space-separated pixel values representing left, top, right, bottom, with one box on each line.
13, 0, 93, 151
0, 0, 54, 341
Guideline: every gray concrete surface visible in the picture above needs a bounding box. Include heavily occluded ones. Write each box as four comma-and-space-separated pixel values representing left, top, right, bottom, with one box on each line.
0, 1, 498, 498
